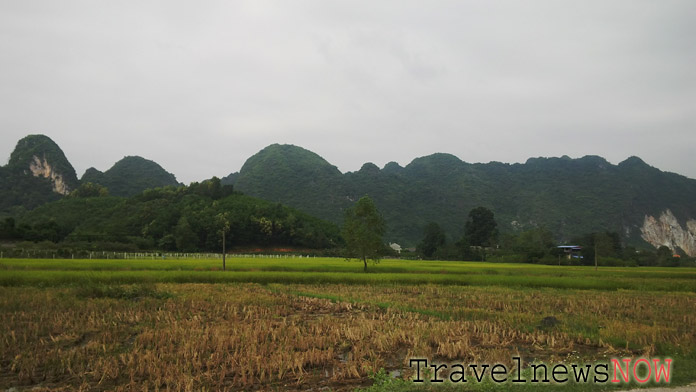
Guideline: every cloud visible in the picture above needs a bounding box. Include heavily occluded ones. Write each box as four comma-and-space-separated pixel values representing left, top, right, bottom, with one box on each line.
1, 1, 695, 182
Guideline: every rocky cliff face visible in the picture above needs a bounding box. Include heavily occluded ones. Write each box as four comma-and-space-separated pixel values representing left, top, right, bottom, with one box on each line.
0, 135, 79, 213
8, 134, 79, 196
641, 210, 696, 256
28, 154, 71, 195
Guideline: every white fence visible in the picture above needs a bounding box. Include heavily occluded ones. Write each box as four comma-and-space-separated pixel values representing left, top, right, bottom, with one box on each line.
0, 249, 317, 260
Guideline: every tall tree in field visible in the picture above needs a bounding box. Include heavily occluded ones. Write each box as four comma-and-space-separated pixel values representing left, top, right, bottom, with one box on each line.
462, 206, 498, 261
418, 222, 446, 259
464, 206, 498, 247
342, 196, 386, 272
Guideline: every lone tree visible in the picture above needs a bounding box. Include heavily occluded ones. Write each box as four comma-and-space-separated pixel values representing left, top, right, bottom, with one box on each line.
464, 206, 498, 247
342, 196, 386, 272
418, 222, 446, 259
463, 206, 498, 260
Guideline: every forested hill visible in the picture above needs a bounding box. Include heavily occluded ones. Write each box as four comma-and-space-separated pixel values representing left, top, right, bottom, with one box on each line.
231, 144, 346, 222
0, 135, 79, 213
227, 145, 696, 249
0, 135, 181, 214
3, 135, 695, 253
81, 156, 180, 197
7, 179, 341, 252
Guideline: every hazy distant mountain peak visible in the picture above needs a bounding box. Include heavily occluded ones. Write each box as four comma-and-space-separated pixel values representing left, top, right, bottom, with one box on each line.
234, 143, 345, 221
239, 144, 342, 175
80, 155, 180, 197
359, 162, 380, 174
619, 156, 648, 167
80, 167, 103, 181
382, 161, 403, 174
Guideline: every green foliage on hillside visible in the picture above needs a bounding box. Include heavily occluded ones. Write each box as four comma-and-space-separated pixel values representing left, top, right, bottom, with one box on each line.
230, 146, 696, 248
220, 171, 239, 186
69, 182, 109, 198
3, 135, 695, 255
0, 135, 178, 215
0, 167, 60, 215
234, 144, 347, 222
6, 179, 341, 252
80, 156, 180, 197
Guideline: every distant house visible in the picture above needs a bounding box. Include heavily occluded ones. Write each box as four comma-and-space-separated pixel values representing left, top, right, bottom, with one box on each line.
557, 245, 583, 260
389, 243, 402, 254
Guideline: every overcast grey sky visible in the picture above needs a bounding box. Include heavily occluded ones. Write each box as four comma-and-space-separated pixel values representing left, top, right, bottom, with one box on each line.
1, 1, 695, 183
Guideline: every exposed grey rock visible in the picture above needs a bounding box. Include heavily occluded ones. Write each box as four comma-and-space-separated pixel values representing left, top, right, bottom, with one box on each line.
641, 210, 696, 256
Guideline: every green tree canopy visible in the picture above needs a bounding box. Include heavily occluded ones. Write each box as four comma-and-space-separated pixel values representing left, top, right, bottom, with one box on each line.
69, 182, 109, 198
573, 231, 622, 266
514, 227, 555, 262
464, 206, 498, 247
342, 196, 386, 272
417, 222, 446, 259
174, 217, 198, 252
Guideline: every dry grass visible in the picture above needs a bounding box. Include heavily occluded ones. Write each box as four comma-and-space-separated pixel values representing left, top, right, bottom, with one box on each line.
2, 282, 694, 391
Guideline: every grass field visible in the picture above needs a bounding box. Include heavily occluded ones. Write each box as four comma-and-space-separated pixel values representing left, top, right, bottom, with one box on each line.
1, 257, 695, 391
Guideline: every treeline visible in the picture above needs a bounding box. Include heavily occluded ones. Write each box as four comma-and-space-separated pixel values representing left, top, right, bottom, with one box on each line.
0, 178, 342, 253
415, 207, 693, 267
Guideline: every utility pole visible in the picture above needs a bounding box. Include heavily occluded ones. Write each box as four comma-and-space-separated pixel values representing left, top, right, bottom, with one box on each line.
217, 212, 230, 271
594, 237, 598, 271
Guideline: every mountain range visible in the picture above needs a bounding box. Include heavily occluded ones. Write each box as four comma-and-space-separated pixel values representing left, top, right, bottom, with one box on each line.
0, 135, 179, 215
226, 144, 696, 254
2, 135, 696, 255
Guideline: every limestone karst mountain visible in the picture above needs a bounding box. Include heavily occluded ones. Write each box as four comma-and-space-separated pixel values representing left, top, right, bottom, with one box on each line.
0, 135, 79, 212
0, 135, 179, 212
2, 135, 695, 254
81, 156, 180, 197
229, 145, 696, 254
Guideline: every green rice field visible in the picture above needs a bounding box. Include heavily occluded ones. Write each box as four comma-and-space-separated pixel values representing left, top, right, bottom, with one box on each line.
1, 257, 695, 291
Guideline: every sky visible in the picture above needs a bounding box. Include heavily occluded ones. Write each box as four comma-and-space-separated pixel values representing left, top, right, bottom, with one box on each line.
1, 1, 695, 183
